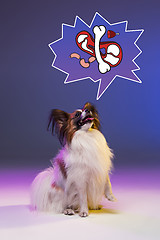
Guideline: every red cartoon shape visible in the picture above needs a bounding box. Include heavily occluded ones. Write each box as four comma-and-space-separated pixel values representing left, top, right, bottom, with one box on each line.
76, 29, 122, 70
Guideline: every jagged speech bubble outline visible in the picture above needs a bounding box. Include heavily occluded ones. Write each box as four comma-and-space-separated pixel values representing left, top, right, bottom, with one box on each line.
49, 12, 144, 100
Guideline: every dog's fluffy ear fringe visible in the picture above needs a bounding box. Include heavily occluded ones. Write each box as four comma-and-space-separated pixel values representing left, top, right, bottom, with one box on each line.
47, 109, 70, 145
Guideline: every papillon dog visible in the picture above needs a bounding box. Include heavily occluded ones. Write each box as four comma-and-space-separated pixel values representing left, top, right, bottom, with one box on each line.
31, 102, 116, 217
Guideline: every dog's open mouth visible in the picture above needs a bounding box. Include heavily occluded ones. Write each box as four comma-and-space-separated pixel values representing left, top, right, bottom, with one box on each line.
78, 116, 94, 126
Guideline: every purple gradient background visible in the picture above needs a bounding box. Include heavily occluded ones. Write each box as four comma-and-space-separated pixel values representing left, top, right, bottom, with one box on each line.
0, 0, 160, 170
1, 3, 160, 237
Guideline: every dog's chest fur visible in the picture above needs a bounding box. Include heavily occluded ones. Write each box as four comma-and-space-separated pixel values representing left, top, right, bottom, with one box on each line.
65, 128, 112, 179
60, 128, 112, 207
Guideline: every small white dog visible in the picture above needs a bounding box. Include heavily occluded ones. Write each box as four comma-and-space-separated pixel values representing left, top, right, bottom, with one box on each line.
31, 102, 116, 217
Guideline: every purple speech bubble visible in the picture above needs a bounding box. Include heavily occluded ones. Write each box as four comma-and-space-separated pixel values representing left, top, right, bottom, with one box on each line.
49, 12, 144, 100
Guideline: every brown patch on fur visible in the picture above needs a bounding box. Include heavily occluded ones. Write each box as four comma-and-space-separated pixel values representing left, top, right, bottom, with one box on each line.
51, 182, 62, 190
57, 158, 67, 179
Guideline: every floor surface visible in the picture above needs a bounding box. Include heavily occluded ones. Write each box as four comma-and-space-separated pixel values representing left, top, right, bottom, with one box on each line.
0, 167, 160, 240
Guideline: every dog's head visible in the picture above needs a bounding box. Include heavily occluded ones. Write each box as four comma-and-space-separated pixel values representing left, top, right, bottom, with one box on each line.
48, 102, 100, 145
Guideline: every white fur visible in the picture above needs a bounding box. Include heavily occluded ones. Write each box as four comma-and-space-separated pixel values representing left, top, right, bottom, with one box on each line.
30, 125, 114, 216
30, 167, 65, 212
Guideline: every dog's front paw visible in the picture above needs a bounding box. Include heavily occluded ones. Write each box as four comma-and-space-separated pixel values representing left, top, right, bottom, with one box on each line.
106, 193, 117, 202
64, 208, 75, 215
89, 205, 102, 210
79, 211, 88, 217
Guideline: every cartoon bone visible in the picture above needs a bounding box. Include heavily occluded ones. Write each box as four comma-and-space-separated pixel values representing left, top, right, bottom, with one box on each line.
93, 26, 111, 73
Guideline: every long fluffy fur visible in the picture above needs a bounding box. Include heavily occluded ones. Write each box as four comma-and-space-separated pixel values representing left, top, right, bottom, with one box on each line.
30, 103, 115, 217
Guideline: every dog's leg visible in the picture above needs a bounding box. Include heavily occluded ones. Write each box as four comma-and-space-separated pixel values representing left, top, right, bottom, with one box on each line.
64, 177, 89, 217
78, 185, 88, 217
63, 186, 75, 216
105, 175, 117, 202
64, 181, 80, 216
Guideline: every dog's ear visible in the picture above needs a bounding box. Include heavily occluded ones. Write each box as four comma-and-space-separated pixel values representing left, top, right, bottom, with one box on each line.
92, 116, 100, 130
83, 102, 97, 114
83, 102, 100, 130
47, 109, 70, 144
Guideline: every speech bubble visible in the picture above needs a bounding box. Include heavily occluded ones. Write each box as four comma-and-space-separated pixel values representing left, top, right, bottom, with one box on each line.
49, 12, 144, 100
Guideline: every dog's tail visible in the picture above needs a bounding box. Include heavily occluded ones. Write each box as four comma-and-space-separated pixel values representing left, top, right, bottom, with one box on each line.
30, 167, 65, 213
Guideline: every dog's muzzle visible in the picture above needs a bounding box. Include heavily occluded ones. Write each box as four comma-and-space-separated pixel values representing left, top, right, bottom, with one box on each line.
78, 109, 94, 126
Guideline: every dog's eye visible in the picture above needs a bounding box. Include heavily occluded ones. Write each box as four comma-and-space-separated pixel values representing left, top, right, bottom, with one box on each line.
84, 108, 90, 114
75, 111, 81, 118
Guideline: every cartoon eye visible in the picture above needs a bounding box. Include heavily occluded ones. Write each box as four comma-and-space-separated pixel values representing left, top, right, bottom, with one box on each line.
75, 111, 81, 118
